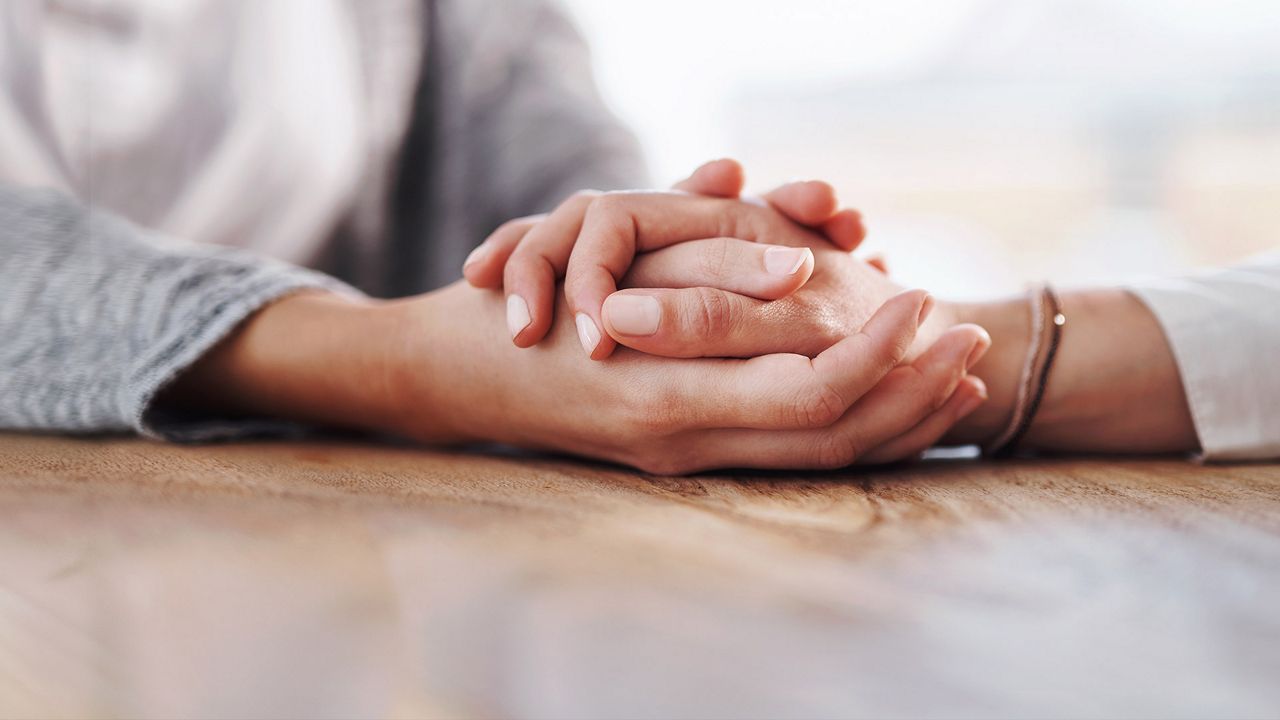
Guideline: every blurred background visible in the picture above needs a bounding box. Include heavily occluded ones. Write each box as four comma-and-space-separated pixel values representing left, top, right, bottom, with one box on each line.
563, 0, 1280, 298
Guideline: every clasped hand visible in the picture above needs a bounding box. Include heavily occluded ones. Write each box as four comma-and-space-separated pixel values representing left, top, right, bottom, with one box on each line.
428, 159, 990, 472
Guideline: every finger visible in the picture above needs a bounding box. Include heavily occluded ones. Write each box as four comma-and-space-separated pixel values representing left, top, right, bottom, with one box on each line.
671, 158, 745, 198
605, 281, 838, 359
502, 191, 600, 347
760, 183, 865, 251
761, 180, 838, 226
866, 253, 889, 275
857, 375, 987, 465
661, 322, 989, 472
820, 208, 867, 252
603, 288, 767, 359
652, 289, 931, 431
462, 215, 543, 288
566, 191, 816, 359
621, 237, 814, 300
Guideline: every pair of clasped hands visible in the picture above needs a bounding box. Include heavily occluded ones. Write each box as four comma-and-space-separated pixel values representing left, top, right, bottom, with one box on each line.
431, 159, 992, 473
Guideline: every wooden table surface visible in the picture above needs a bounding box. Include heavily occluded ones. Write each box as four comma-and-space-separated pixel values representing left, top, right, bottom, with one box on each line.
0, 433, 1277, 719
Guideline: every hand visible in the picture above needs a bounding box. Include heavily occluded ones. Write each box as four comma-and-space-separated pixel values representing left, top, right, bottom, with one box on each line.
167, 283, 989, 474
450, 161, 985, 464
463, 159, 866, 355
476, 183, 951, 361
603, 194, 926, 358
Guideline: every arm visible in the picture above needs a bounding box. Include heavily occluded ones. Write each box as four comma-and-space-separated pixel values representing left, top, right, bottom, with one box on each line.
946, 253, 1280, 459
942, 289, 1199, 454
0, 185, 352, 439
168, 277, 987, 474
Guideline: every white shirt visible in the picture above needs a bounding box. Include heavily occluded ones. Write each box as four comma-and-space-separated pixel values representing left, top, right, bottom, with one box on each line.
0, 0, 421, 265
1130, 252, 1280, 460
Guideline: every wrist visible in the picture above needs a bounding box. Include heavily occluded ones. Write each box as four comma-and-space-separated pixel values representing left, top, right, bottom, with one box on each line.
164, 289, 409, 435
939, 296, 1032, 446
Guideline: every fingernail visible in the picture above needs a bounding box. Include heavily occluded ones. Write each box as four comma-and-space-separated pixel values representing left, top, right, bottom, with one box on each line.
463, 243, 486, 269
604, 295, 661, 336
917, 293, 935, 325
575, 312, 601, 355
506, 294, 531, 338
763, 246, 810, 275
966, 329, 992, 369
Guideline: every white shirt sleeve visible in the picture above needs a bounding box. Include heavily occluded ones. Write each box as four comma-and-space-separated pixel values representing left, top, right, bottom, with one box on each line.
1127, 251, 1280, 460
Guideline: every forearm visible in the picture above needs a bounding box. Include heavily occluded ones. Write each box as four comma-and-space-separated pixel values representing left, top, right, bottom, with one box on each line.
944, 288, 1199, 454
162, 288, 479, 445
0, 185, 346, 436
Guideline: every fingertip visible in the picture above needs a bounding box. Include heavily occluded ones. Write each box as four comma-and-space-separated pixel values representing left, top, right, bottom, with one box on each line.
918, 294, 936, 325
570, 298, 614, 360
590, 333, 618, 360
679, 158, 745, 198
763, 181, 838, 226
856, 289, 930, 358
865, 253, 889, 275
463, 262, 500, 289
883, 288, 931, 326
790, 247, 816, 292
931, 323, 991, 369
506, 293, 533, 346
707, 158, 746, 194
511, 295, 554, 348
966, 324, 992, 369
963, 374, 989, 401
799, 180, 839, 221
462, 263, 485, 288
758, 245, 814, 299
504, 255, 559, 347
955, 375, 989, 418
821, 209, 865, 251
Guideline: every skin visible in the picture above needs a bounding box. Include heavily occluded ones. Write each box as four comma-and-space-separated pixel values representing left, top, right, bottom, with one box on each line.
167, 160, 993, 473
473, 159, 1199, 457
165, 158, 1198, 472
165, 285, 990, 474
474, 159, 866, 356
940, 290, 1199, 454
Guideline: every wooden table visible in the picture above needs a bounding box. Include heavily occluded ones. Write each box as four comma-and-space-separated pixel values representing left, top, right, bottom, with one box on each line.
1, 433, 1277, 719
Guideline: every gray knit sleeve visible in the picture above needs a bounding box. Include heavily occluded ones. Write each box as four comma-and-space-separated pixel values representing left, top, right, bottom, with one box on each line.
0, 185, 359, 441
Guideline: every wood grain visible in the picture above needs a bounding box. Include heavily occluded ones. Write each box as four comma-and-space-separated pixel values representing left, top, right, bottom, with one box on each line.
0, 433, 1277, 718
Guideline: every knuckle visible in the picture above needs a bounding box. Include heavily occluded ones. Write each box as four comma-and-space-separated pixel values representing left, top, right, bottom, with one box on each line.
928, 371, 957, 413
505, 248, 545, 283
492, 217, 529, 240
859, 325, 913, 371
685, 287, 736, 337
791, 380, 845, 429
582, 193, 634, 239
590, 192, 627, 217
567, 189, 603, 213
895, 364, 947, 414
813, 431, 859, 469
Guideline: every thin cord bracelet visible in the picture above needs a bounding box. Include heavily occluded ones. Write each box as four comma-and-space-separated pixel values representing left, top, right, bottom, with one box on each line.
985, 285, 1065, 458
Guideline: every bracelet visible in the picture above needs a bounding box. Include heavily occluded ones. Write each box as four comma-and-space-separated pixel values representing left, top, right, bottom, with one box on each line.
984, 284, 1065, 458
